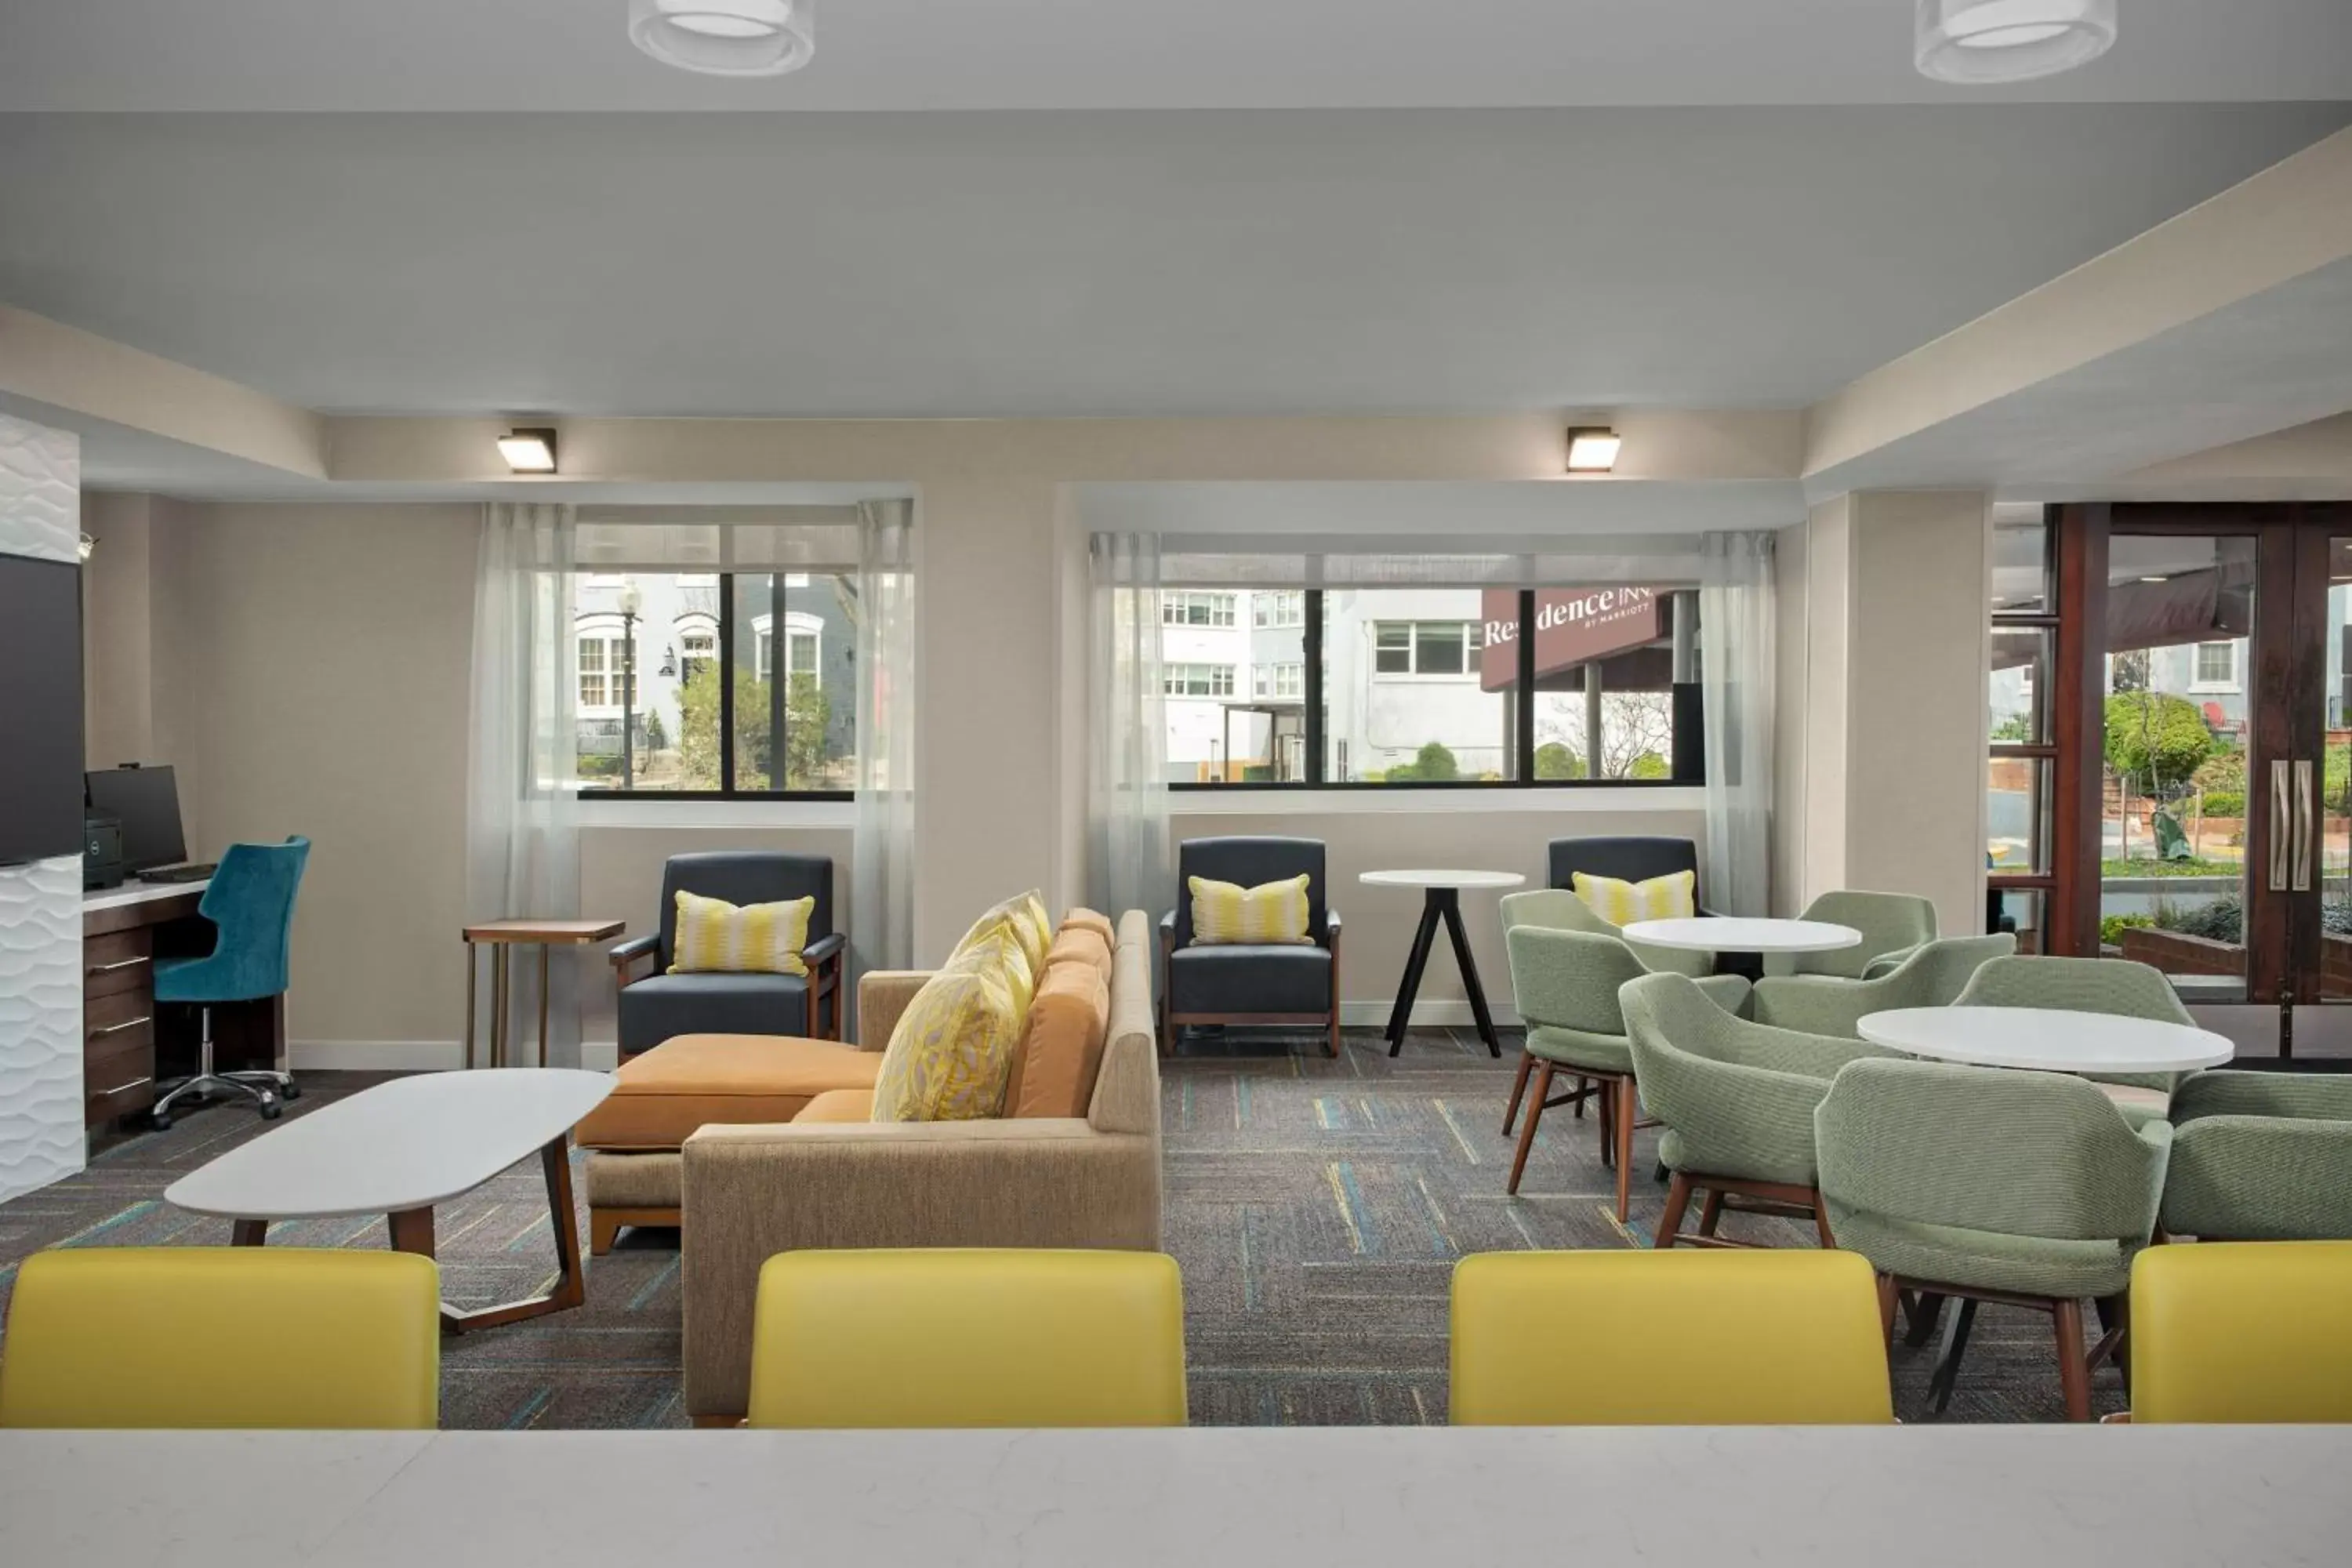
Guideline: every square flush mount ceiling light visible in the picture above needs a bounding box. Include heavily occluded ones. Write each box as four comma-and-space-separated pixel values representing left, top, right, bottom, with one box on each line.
1916, 0, 2117, 84
629, 0, 815, 76
1565, 427, 1622, 473
498, 428, 559, 473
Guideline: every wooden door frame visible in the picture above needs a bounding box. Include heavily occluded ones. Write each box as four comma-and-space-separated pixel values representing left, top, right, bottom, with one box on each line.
2045, 504, 2352, 1013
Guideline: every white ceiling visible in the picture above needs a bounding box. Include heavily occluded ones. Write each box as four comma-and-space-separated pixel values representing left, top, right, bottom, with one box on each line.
3, 1, 2349, 111
4, 104, 2345, 423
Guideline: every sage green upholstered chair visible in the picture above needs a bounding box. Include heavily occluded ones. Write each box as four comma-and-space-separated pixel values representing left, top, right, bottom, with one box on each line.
1951, 954, 2190, 1126
1783, 891, 1939, 980
1499, 885, 1711, 980
1813, 1058, 2171, 1421
1621, 972, 1900, 1249
1750, 934, 2014, 1037
2160, 1072, 2352, 1241
1501, 922, 1750, 1218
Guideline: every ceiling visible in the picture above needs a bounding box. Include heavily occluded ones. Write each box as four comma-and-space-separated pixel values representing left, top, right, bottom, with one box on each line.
3, 103, 2345, 421
3, 1, 2349, 111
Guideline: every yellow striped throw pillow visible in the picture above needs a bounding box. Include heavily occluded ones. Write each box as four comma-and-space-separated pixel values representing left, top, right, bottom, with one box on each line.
1189, 873, 1314, 946
667, 890, 813, 976
869, 965, 1025, 1122
1570, 869, 1695, 927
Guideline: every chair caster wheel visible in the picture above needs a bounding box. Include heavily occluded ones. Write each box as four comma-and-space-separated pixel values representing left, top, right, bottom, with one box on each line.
280, 1080, 302, 1102
259, 1096, 282, 1122
151, 1111, 172, 1131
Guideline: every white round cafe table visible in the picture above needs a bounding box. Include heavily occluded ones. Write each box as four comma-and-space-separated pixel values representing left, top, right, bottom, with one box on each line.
1621, 916, 1862, 954
1855, 1007, 2235, 1076
1358, 869, 1526, 1058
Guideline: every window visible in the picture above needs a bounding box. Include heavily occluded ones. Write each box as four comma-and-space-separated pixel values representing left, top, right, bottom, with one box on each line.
1164, 663, 1236, 698
1370, 620, 1481, 677
1253, 590, 1305, 629
1162, 591, 1236, 627
2193, 640, 2239, 690
1162, 584, 1691, 788
1254, 662, 1304, 699
573, 571, 855, 797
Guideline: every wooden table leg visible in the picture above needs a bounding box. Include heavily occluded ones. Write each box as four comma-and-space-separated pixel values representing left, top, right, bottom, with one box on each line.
416, 1134, 587, 1335
462, 938, 477, 1072
536, 945, 551, 1069
490, 946, 510, 1069
231, 1219, 269, 1247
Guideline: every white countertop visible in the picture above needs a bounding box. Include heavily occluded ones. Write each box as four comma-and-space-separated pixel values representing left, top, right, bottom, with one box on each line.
1623, 916, 1863, 953
164, 1069, 612, 1221
1358, 869, 1527, 890
2, 1426, 2343, 1567
1857, 1007, 2237, 1075
82, 877, 209, 913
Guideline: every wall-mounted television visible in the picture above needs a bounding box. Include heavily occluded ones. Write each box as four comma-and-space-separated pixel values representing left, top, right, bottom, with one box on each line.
0, 554, 84, 866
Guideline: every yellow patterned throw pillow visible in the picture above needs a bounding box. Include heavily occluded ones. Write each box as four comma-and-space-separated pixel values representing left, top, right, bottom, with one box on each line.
1189, 873, 1314, 946
668, 891, 813, 976
1570, 870, 1696, 927
956, 890, 1051, 978
869, 966, 1025, 1122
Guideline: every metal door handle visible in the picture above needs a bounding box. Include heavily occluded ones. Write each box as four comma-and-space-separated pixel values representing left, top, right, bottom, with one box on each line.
88, 1014, 152, 1038
2295, 757, 2316, 893
2271, 760, 2293, 891
85, 955, 150, 975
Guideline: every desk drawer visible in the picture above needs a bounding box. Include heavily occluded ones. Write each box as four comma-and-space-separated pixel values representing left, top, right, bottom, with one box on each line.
85, 1036, 158, 1123
85, 987, 156, 1058
84, 927, 155, 1000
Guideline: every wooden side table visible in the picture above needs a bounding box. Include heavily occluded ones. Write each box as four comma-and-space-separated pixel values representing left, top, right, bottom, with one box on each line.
463, 919, 626, 1069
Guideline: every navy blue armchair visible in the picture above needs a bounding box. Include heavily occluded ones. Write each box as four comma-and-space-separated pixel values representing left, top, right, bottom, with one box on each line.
609, 851, 844, 1058
1159, 836, 1341, 1058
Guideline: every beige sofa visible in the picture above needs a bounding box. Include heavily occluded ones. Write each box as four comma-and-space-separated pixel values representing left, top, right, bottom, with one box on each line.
679, 908, 1164, 1422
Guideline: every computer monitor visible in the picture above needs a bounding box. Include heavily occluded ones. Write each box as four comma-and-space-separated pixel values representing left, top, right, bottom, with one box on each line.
85, 765, 188, 873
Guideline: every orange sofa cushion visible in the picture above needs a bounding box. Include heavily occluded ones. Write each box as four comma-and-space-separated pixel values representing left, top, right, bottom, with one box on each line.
1060, 908, 1116, 949
574, 1033, 880, 1151
1044, 925, 1113, 988
791, 1089, 875, 1124
1007, 960, 1112, 1120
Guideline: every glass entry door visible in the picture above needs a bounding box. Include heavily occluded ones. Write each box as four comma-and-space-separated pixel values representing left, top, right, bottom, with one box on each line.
2286, 533, 2352, 1054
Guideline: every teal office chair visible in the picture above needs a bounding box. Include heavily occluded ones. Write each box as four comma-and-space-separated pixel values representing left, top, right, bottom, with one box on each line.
152, 837, 310, 1128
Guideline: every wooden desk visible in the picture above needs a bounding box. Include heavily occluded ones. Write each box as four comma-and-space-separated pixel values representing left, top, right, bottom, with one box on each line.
461, 918, 626, 1069
82, 880, 289, 1134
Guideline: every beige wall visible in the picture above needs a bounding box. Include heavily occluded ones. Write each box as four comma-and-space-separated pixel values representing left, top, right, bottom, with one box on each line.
80, 491, 154, 768
1769, 517, 1809, 916
1785, 490, 1989, 937
1169, 798, 1708, 1023
125, 503, 482, 1054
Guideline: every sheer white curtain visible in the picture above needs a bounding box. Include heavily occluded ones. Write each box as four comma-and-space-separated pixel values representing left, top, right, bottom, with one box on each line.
466, 503, 583, 1065
851, 499, 918, 984
1087, 533, 1170, 917
1700, 532, 1777, 916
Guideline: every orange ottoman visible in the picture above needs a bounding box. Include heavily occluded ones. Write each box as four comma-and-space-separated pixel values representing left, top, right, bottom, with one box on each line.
580, 1033, 880, 1254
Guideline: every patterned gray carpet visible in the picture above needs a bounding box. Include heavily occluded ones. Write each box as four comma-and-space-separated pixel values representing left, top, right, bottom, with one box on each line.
0, 1029, 2123, 1427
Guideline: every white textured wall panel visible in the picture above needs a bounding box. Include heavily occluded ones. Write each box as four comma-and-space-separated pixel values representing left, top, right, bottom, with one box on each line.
0, 412, 85, 1203
0, 413, 79, 564
0, 857, 84, 1203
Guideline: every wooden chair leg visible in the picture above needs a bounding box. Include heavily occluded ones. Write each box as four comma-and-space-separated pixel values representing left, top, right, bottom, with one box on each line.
1611, 1076, 1636, 1221
1327, 1003, 1342, 1060
1502, 1051, 1536, 1135
1876, 1272, 1900, 1345
2054, 1298, 2093, 1422
1697, 1189, 1725, 1237
1811, 1191, 1836, 1250
590, 1209, 621, 1258
1595, 1077, 1615, 1169
1573, 1074, 1588, 1120
1654, 1171, 1694, 1249
1506, 1062, 1554, 1195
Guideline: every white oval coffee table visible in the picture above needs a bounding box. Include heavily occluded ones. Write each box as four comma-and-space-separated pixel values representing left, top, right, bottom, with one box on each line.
1622, 916, 1863, 955
166, 1069, 614, 1333
1359, 869, 1527, 1059
1856, 1007, 2234, 1076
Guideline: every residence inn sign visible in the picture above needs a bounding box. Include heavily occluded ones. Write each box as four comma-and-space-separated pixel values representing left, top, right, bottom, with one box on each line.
1479, 587, 1664, 691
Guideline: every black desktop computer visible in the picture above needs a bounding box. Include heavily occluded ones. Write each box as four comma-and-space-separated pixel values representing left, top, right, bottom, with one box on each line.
84, 764, 214, 883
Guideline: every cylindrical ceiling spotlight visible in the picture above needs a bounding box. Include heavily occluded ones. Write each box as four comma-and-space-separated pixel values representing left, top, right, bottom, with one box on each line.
1915, 0, 2117, 85
629, 0, 815, 78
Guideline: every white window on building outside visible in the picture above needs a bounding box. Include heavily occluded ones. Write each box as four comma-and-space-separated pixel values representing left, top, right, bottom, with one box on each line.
1165, 663, 1236, 697
1163, 592, 1237, 627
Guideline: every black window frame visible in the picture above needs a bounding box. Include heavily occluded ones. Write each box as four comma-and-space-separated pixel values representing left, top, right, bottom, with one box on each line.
576, 568, 854, 804
1171, 586, 1702, 792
